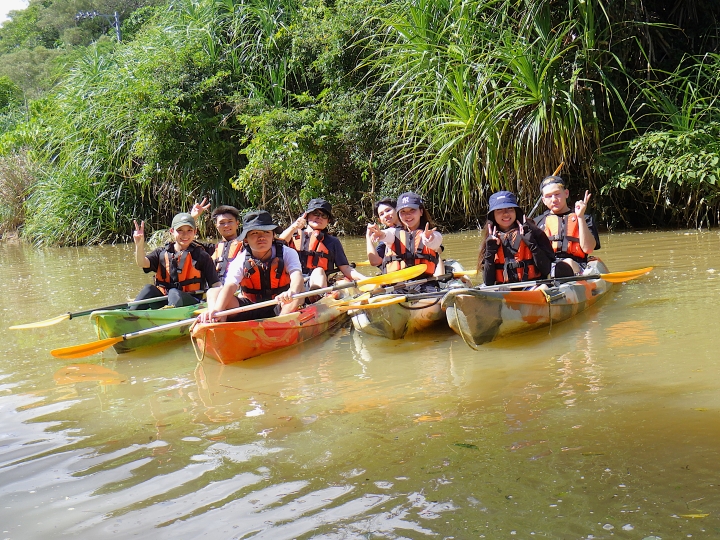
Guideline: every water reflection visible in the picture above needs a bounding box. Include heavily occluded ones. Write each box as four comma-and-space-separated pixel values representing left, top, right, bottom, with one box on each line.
2, 232, 720, 537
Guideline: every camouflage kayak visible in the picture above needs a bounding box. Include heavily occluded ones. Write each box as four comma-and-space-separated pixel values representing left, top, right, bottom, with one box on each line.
350, 260, 469, 340
442, 260, 612, 349
190, 296, 348, 364
89, 303, 202, 354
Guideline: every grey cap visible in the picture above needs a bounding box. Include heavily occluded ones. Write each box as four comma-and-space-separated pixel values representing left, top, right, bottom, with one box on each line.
171, 212, 196, 230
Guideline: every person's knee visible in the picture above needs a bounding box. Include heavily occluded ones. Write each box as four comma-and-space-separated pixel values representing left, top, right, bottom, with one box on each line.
309, 267, 327, 288
552, 261, 576, 278
167, 289, 200, 307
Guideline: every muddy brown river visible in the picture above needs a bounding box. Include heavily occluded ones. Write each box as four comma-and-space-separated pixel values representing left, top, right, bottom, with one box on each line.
1, 230, 718, 539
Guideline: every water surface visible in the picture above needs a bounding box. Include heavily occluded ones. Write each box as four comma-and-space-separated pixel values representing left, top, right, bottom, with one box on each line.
1, 230, 719, 539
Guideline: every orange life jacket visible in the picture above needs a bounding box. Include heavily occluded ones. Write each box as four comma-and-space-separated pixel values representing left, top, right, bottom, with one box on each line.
381, 229, 439, 276
543, 213, 587, 262
239, 241, 292, 303
290, 230, 335, 273
155, 243, 204, 294
212, 238, 243, 280
493, 231, 542, 284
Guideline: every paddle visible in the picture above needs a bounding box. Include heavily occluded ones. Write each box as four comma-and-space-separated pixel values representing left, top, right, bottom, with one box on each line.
341, 266, 654, 311
50, 265, 429, 360
340, 269, 476, 311
358, 269, 475, 293
9, 295, 174, 330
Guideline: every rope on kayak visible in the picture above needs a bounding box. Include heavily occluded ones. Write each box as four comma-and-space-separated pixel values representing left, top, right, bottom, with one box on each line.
190, 320, 207, 362
447, 298, 481, 351
541, 289, 553, 333
399, 296, 442, 310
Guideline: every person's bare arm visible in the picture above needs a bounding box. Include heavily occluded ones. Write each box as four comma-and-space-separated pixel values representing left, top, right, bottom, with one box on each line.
133, 220, 150, 268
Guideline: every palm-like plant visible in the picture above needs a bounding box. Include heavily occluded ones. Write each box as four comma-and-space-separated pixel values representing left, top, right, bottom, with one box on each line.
369, 0, 623, 218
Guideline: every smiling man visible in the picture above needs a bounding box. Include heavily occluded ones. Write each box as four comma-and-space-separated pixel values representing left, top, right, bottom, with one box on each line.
198, 210, 304, 323
535, 175, 601, 275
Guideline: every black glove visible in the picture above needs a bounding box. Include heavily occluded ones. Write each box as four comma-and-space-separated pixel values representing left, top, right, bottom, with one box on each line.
521, 221, 539, 247
484, 239, 499, 258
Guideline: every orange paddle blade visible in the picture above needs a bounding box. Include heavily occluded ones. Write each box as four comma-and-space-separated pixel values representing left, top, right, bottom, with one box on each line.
600, 267, 653, 283
51, 336, 123, 359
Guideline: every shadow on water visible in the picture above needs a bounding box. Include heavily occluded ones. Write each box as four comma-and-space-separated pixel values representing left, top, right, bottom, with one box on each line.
2, 232, 720, 538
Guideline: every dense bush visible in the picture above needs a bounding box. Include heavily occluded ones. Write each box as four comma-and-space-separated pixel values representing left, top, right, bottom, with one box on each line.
0, 0, 719, 244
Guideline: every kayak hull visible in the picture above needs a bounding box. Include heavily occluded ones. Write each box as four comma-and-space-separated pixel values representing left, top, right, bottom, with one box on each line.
351, 261, 469, 340
442, 260, 612, 349
350, 295, 446, 340
190, 296, 348, 364
90, 304, 201, 354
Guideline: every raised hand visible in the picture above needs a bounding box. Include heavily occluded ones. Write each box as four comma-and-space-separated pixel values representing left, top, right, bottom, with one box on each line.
422, 222, 437, 241
487, 223, 499, 245
293, 213, 307, 231
575, 191, 591, 217
367, 222, 383, 242
190, 197, 211, 219
132, 220, 145, 244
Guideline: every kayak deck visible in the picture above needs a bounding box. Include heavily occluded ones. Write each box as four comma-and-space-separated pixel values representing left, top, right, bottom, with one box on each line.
90, 303, 201, 354
350, 295, 446, 339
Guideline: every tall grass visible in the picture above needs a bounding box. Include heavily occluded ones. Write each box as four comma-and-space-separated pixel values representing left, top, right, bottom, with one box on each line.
0, 151, 33, 234
602, 53, 720, 227
368, 0, 627, 220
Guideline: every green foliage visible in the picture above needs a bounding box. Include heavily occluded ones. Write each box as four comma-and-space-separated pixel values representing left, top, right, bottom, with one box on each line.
0, 151, 34, 234
0, 76, 22, 111
367, 0, 625, 222
22, 160, 122, 245
1, 0, 720, 244
0, 2, 58, 54
602, 54, 720, 227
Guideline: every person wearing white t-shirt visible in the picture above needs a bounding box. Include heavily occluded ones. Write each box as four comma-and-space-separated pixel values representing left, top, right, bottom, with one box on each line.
197, 210, 304, 323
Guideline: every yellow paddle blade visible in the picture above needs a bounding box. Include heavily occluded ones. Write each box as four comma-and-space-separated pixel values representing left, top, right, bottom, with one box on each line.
51, 336, 123, 360
357, 268, 476, 293
10, 313, 71, 330
338, 294, 408, 312
600, 266, 653, 283
355, 264, 427, 288
329, 292, 372, 308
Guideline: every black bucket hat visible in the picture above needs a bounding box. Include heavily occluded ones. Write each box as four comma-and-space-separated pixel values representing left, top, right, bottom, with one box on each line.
487, 191, 522, 219
238, 210, 280, 241
305, 198, 334, 221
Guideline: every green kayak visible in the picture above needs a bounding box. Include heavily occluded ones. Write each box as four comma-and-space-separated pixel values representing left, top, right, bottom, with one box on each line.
89, 303, 203, 354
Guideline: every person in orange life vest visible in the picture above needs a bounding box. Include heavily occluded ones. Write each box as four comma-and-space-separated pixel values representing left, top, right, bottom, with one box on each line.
367, 192, 445, 287
197, 210, 304, 323
534, 175, 601, 276
189, 199, 242, 279
189, 201, 243, 307
279, 198, 366, 290
366, 197, 401, 267
478, 191, 555, 286
132, 213, 221, 310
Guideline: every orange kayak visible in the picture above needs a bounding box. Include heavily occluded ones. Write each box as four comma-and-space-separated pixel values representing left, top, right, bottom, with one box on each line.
190, 296, 348, 364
